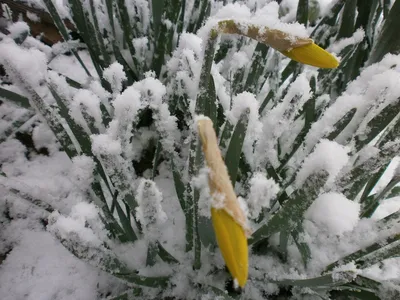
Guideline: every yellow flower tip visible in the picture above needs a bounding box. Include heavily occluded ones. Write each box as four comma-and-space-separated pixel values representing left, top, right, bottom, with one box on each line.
281, 42, 339, 69
211, 208, 248, 288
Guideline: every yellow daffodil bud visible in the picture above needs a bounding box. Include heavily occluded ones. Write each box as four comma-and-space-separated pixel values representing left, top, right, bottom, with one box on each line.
217, 20, 339, 69
197, 117, 249, 288
281, 43, 339, 68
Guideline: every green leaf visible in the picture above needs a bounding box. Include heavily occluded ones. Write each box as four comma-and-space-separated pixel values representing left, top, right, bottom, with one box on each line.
358, 164, 388, 206
325, 233, 400, 271
151, 0, 181, 77
151, 0, 165, 39
244, 43, 270, 93
387, 186, 400, 199
272, 272, 353, 288
203, 76, 218, 129
42, 0, 91, 77
339, 139, 399, 200
278, 78, 316, 172
3, 184, 55, 213
337, 0, 357, 39
326, 108, 357, 140
171, 156, 186, 212
89, 0, 111, 66
296, 0, 309, 26
224, 109, 249, 186
355, 98, 400, 151
197, 215, 217, 249
195, 34, 218, 115
259, 59, 297, 115
219, 120, 234, 152
48, 84, 113, 193
113, 44, 136, 85
114, 273, 170, 288
361, 176, 400, 218
0, 87, 31, 109
156, 241, 179, 264
115, 0, 140, 75
292, 224, 311, 267
113, 193, 137, 242
187, 0, 209, 33
146, 242, 157, 266
369, 0, 400, 64
0, 111, 34, 143
250, 171, 328, 245
104, 0, 116, 37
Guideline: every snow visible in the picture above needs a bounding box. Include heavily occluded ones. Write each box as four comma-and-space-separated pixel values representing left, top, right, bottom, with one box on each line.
70, 89, 104, 133
136, 179, 167, 241
0, 231, 109, 300
247, 172, 279, 219
91, 134, 122, 156
295, 139, 350, 188
328, 28, 365, 55
0, 38, 48, 88
103, 62, 127, 95
228, 92, 263, 166
305, 192, 360, 235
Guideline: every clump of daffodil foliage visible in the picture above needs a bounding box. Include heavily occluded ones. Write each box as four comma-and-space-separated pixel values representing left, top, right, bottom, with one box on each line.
1, 0, 400, 299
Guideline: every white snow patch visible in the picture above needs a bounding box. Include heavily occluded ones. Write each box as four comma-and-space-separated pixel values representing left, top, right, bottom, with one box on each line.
305, 192, 360, 235
247, 173, 279, 219
295, 140, 350, 188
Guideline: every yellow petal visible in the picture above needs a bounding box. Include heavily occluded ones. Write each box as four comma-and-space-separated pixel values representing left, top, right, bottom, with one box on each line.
281, 42, 339, 69
211, 207, 248, 288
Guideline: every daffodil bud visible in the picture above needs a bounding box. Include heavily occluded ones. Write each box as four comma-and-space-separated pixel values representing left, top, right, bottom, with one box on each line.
216, 20, 339, 69
197, 117, 249, 288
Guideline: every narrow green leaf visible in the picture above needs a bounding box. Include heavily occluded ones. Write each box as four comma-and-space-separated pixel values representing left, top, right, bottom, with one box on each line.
244, 43, 270, 93
272, 273, 353, 288
203, 76, 218, 129
279, 230, 289, 262
42, 0, 91, 77
113, 44, 136, 85
89, 0, 111, 66
114, 273, 170, 288
358, 164, 387, 205
369, 0, 400, 64
330, 289, 380, 300
156, 241, 179, 264
116, 0, 140, 75
296, 0, 309, 26
326, 108, 357, 140
355, 98, 400, 151
114, 193, 137, 242
383, 0, 391, 18
250, 171, 328, 245
361, 176, 400, 218
146, 242, 157, 266
4, 185, 55, 213
151, 0, 181, 77
0, 111, 34, 143
337, 0, 357, 39
219, 120, 234, 151
151, 0, 165, 39
171, 157, 186, 212
292, 224, 311, 267
224, 109, 249, 186
325, 233, 400, 271
0, 87, 31, 109
104, 0, 116, 37
279, 78, 316, 172
387, 186, 400, 199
